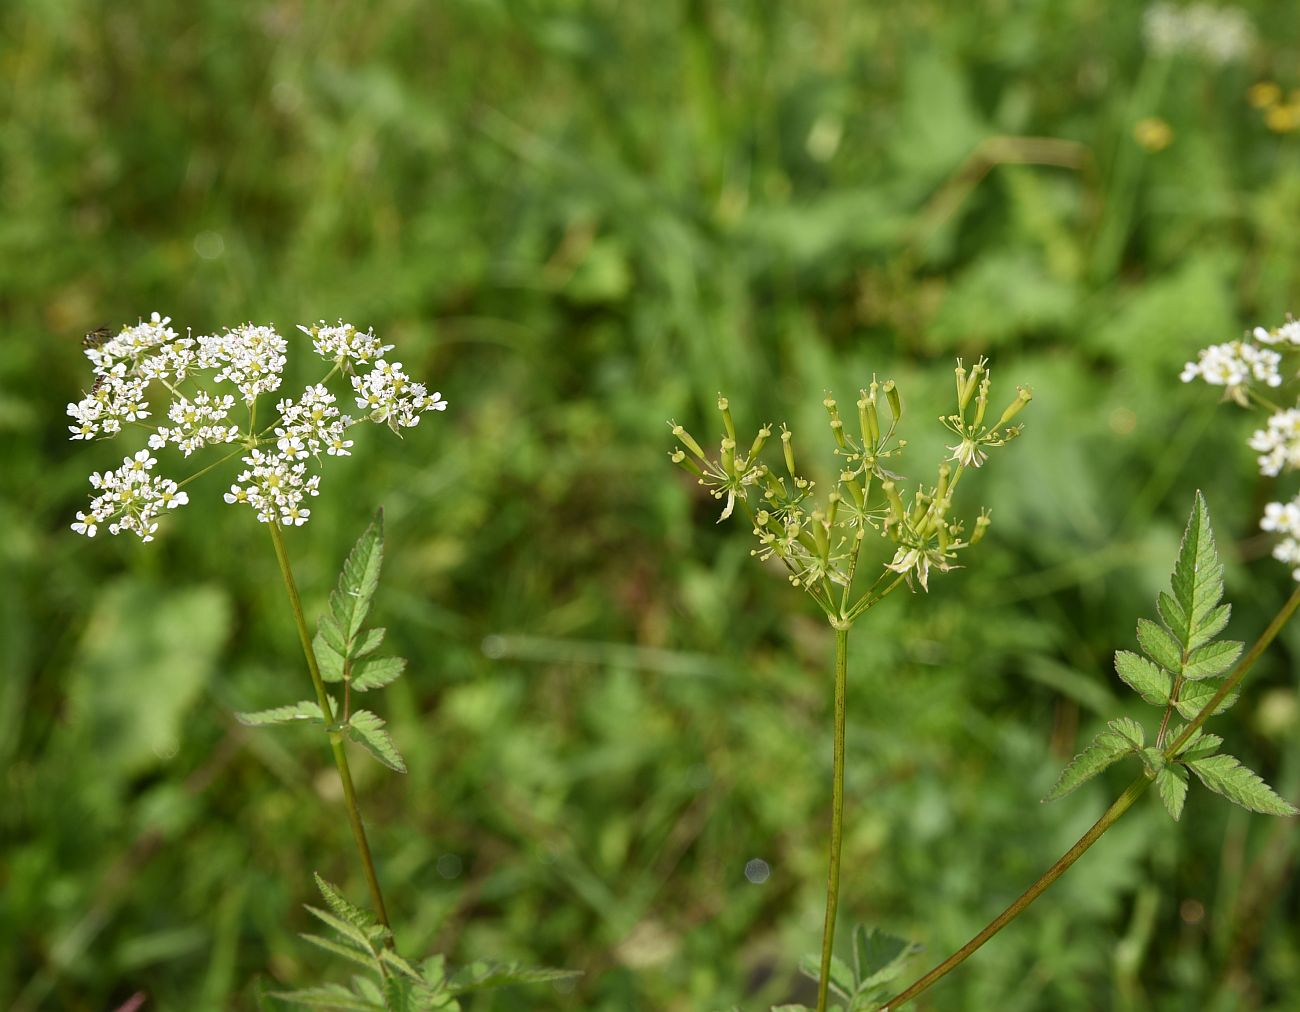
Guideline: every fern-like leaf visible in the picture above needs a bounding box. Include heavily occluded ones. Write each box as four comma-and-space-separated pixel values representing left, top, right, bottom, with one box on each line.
1156, 765, 1189, 821
346, 710, 407, 773
331, 510, 384, 643
1186, 754, 1299, 816
236, 700, 325, 727
1044, 719, 1142, 801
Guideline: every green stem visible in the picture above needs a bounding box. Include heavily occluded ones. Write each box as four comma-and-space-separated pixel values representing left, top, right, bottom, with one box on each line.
885, 582, 1300, 1009
816, 625, 851, 1012
883, 777, 1150, 1009
268, 521, 392, 931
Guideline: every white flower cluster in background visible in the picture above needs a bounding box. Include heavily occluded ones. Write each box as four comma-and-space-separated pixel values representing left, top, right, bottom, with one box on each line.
1179, 339, 1281, 404
1183, 316, 1300, 580
1143, 2, 1255, 65
68, 314, 446, 540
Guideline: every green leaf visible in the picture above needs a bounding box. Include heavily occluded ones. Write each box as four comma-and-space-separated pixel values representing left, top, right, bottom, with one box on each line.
268, 984, 383, 1010
1113, 650, 1171, 705
300, 932, 381, 974
354, 627, 386, 658
1156, 590, 1188, 645
447, 961, 582, 995
316, 631, 346, 682
235, 700, 324, 727
379, 948, 426, 982
1174, 680, 1238, 720
314, 873, 384, 938
1168, 725, 1223, 761
1136, 618, 1182, 674
1139, 747, 1166, 776
346, 710, 407, 773
1156, 765, 1189, 821
1191, 603, 1231, 651
1182, 640, 1242, 681
853, 925, 922, 990
318, 612, 348, 657
797, 954, 855, 998
351, 656, 406, 692
331, 511, 385, 643
1107, 717, 1146, 750
1171, 491, 1225, 645
1044, 719, 1142, 801
1186, 754, 1299, 816
304, 905, 380, 954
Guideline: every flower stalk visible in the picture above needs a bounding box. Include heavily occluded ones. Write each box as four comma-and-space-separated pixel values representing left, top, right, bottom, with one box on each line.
268, 520, 392, 930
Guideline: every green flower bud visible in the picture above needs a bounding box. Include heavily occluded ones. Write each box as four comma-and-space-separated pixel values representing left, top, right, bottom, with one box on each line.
717, 394, 736, 443
721, 436, 736, 476
749, 424, 772, 460
884, 379, 902, 425
994, 385, 1033, 428
781, 424, 797, 477
669, 421, 708, 462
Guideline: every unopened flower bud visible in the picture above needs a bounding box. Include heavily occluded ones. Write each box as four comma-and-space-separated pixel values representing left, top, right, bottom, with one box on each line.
781, 424, 796, 477
669, 448, 703, 477
884, 380, 902, 425
859, 388, 880, 445
883, 480, 905, 523
970, 509, 992, 546
721, 437, 736, 476
718, 394, 736, 441
749, 424, 772, 459
669, 421, 707, 462
994, 385, 1033, 428
973, 374, 991, 426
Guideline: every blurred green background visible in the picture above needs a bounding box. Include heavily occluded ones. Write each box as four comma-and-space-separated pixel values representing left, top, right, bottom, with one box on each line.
4, 0, 1300, 1009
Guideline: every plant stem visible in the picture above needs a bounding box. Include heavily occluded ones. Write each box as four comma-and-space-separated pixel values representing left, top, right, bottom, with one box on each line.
883, 777, 1149, 1009
268, 521, 392, 931
884, 581, 1300, 1009
816, 625, 851, 1012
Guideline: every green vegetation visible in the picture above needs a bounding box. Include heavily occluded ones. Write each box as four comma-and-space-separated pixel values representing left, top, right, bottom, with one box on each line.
5, 1, 1300, 1009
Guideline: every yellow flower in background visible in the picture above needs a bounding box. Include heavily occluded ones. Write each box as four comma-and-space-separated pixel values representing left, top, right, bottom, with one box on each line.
1265, 104, 1300, 133
1249, 81, 1282, 108
1134, 116, 1174, 152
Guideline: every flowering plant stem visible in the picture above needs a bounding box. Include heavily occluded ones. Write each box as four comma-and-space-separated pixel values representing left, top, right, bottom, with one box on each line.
884, 581, 1300, 1009
268, 520, 392, 931
815, 625, 851, 1012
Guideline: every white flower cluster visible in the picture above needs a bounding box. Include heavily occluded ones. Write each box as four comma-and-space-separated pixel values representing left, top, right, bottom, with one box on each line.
148, 391, 240, 456
1179, 340, 1282, 401
1248, 408, 1300, 477
1261, 499, 1300, 579
300, 321, 393, 369
1143, 2, 1255, 65
197, 324, 288, 403
1183, 316, 1300, 581
72, 450, 190, 543
69, 313, 446, 540
351, 359, 447, 431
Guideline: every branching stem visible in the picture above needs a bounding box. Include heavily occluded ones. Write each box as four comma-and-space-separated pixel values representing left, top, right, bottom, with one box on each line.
883, 581, 1300, 1009
268, 521, 392, 932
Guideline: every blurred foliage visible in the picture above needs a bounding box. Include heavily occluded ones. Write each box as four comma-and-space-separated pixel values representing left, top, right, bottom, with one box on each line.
3, 0, 1300, 1009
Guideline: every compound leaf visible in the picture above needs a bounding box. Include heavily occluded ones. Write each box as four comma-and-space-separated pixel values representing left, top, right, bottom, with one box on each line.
1114, 650, 1171, 705
1136, 618, 1181, 675
1174, 680, 1238, 720
332, 511, 384, 642
1186, 754, 1299, 816
1044, 719, 1142, 801
1156, 765, 1189, 821
447, 961, 582, 995
346, 710, 407, 773
351, 656, 406, 692
1182, 640, 1242, 681
235, 700, 324, 727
